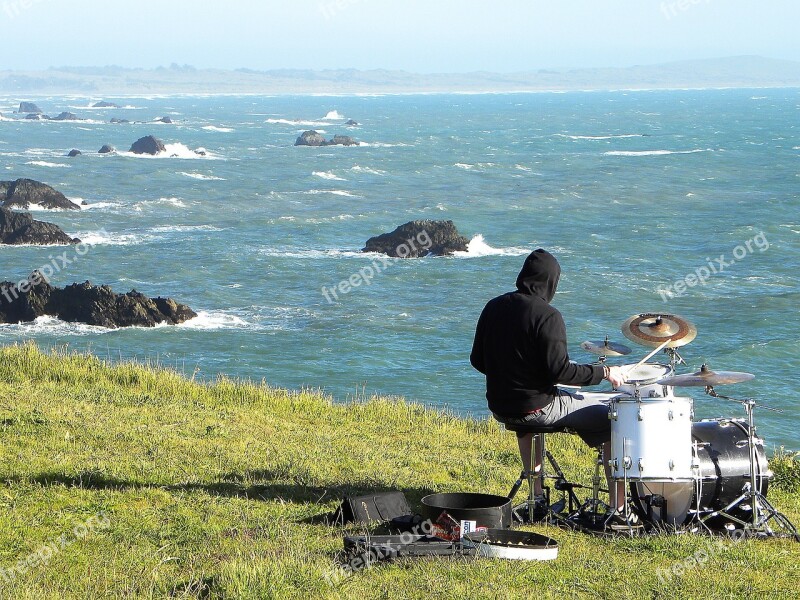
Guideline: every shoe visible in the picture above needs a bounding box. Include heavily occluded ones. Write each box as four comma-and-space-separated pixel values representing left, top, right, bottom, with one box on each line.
609, 509, 642, 530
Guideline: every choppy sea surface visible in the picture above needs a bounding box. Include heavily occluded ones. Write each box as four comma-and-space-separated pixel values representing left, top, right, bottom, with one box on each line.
1, 89, 798, 449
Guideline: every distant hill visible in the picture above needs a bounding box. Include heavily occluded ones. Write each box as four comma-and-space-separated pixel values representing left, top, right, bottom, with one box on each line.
1, 56, 799, 95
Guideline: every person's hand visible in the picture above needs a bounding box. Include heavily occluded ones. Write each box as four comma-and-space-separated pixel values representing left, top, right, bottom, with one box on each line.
605, 366, 627, 389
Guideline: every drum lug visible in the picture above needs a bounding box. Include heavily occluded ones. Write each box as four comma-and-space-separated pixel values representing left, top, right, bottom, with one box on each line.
638, 458, 644, 473
637, 408, 643, 422
668, 410, 674, 421
669, 459, 675, 471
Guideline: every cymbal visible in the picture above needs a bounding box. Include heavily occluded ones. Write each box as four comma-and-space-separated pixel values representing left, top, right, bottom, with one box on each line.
580, 339, 632, 357
657, 364, 755, 387
621, 313, 697, 348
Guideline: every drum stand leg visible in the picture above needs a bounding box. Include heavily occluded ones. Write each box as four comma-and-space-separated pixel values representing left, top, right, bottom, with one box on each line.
698, 395, 800, 540
572, 446, 609, 528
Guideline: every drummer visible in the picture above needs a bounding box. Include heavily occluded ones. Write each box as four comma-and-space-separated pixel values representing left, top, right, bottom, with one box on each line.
470, 249, 633, 524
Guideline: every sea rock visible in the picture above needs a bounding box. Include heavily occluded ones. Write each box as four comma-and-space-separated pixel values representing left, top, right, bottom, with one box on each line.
330, 135, 359, 146
0, 178, 81, 210
0, 274, 196, 328
294, 130, 360, 147
93, 101, 119, 108
52, 112, 79, 121
345, 119, 359, 126
363, 220, 469, 257
67, 149, 82, 157
156, 116, 173, 124
18, 102, 42, 114
295, 130, 328, 146
110, 118, 130, 124
129, 135, 166, 155
0, 207, 79, 245
25, 113, 49, 120
98, 144, 115, 154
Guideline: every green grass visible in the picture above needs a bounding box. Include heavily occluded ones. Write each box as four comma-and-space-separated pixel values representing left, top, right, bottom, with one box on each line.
1, 343, 799, 599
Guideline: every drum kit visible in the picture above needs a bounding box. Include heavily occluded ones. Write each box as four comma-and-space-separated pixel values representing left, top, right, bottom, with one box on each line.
577, 312, 798, 538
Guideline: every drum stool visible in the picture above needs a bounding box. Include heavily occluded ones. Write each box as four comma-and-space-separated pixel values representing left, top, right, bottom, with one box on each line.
502, 423, 584, 523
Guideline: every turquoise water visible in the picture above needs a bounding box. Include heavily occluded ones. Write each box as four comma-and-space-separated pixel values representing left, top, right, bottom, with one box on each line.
1, 89, 798, 448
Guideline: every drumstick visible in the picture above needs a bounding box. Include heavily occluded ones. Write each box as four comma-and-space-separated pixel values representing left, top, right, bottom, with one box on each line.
624, 339, 671, 377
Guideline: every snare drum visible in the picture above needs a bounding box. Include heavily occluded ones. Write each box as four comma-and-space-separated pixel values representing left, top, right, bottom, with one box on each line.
609, 395, 694, 481
616, 363, 674, 398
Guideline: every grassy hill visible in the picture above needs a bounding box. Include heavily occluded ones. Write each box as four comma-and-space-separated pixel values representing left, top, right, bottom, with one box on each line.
1, 343, 798, 599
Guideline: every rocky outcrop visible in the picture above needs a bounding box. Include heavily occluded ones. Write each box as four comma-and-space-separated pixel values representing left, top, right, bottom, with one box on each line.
294, 130, 360, 147
0, 178, 81, 210
363, 220, 469, 257
345, 119, 359, 126
18, 102, 42, 114
129, 135, 166, 155
110, 118, 130, 124
0, 207, 79, 245
25, 114, 49, 120
0, 274, 196, 328
98, 144, 115, 154
93, 101, 119, 108
156, 116, 173, 124
52, 112, 79, 121
67, 149, 82, 157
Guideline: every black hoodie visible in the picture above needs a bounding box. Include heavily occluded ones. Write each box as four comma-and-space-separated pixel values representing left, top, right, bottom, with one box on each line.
470, 249, 604, 416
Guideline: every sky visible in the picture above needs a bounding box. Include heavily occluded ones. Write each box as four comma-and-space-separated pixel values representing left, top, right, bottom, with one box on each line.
1, 0, 798, 72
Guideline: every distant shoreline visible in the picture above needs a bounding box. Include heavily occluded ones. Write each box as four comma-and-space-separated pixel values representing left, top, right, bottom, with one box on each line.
2, 56, 799, 96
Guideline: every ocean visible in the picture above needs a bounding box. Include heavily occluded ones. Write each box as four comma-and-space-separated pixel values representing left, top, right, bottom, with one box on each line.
1, 88, 798, 449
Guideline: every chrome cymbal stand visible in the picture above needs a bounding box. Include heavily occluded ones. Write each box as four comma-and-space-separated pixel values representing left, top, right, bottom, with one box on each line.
699, 387, 799, 540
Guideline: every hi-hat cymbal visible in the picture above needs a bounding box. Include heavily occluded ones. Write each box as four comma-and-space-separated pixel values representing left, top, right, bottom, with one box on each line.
580, 339, 632, 357
657, 364, 755, 387
621, 313, 697, 348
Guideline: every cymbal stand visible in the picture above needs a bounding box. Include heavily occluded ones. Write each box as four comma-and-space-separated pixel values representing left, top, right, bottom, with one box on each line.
665, 347, 686, 371
699, 387, 799, 540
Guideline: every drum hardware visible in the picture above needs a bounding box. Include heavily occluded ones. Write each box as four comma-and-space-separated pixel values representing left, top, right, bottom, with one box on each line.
694, 387, 799, 540
621, 313, 697, 349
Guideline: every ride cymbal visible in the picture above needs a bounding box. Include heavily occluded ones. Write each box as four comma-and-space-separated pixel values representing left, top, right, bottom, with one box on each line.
657, 364, 755, 387
621, 313, 697, 348
580, 339, 632, 357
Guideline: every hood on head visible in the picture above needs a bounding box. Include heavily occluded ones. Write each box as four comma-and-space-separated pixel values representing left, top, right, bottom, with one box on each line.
516, 249, 561, 302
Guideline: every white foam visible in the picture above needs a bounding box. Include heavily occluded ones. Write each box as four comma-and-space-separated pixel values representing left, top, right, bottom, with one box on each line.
603, 149, 712, 157
323, 110, 344, 120
149, 225, 223, 233
303, 190, 361, 198
265, 118, 329, 127
0, 315, 111, 335
73, 230, 151, 246
179, 171, 226, 181
350, 165, 386, 175
179, 311, 252, 330
133, 197, 188, 211
515, 164, 532, 172
202, 125, 234, 133
360, 142, 411, 148
80, 201, 122, 210
453, 235, 530, 258
455, 163, 474, 170
118, 143, 219, 160
313, 171, 346, 181
25, 160, 70, 168
259, 248, 364, 259
556, 134, 643, 140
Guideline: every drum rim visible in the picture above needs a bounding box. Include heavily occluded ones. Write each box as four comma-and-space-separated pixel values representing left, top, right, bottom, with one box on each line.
618, 362, 674, 385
